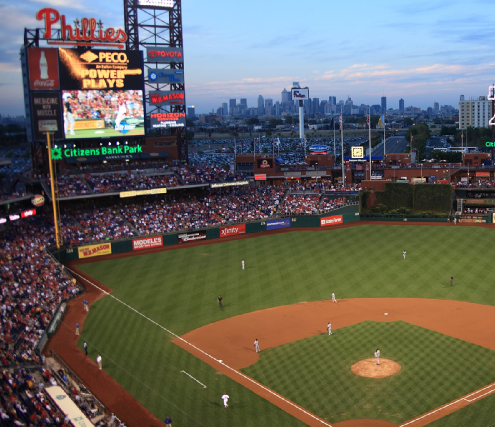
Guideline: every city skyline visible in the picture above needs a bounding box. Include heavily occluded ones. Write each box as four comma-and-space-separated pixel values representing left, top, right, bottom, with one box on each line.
0, 0, 494, 117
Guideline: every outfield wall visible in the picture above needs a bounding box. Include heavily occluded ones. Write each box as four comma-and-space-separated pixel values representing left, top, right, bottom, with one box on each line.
55, 210, 360, 262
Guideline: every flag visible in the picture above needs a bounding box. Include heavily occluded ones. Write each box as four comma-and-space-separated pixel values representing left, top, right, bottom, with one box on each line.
366, 114, 370, 128
410, 134, 414, 142
339, 115, 343, 128
378, 115, 385, 126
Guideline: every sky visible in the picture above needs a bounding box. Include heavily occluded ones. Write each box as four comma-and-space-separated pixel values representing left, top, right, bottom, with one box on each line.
1, 0, 494, 117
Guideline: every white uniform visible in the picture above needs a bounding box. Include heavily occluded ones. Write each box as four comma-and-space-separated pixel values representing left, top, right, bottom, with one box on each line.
221, 393, 229, 408
96, 355, 102, 370
332, 293, 337, 303
115, 101, 126, 127
241, 260, 245, 270
403, 250, 406, 260
327, 323, 332, 335
374, 349, 380, 365
254, 339, 260, 353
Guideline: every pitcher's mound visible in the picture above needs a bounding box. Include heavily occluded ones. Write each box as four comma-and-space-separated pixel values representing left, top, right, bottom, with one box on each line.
351, 358, 401, 378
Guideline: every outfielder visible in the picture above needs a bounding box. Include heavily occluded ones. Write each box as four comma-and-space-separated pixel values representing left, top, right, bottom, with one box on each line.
221, 393, 229, 408
241, 260, 245, 270
403, 250, 406, 260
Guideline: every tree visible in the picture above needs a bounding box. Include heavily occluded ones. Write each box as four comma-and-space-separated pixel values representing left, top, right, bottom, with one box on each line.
403, 118, 413, 127
246, 117, 260, 126
186, 118, 195, 127
285, 116, 293, 125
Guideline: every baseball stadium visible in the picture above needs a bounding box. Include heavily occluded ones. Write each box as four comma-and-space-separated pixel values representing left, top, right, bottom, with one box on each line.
2, 1, 495, 427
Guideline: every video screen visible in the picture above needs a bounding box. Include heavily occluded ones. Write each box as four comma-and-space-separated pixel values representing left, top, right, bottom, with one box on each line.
62, 90, 145, 139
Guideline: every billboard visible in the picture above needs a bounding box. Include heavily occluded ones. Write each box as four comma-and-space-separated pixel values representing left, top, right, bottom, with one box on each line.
28, 48, 60, 90
31, 92, 64, 140
78, 243, 112, 258
61, 90, 145, 139
132, 236, 163, 250
220, 224, 246, 238
149, 91, 185, 106
146, 47, 184, 63
57, 48, 145, 139
148, 69, 184, 84
178, 230, 206, 244
320, 215, 343, 227
138, 0, 174, 7
257, 158, 273, 169
291, 88, 309, 101
149, 112, 186, 129
266, 218, 290, 231
58, 48, 144, 90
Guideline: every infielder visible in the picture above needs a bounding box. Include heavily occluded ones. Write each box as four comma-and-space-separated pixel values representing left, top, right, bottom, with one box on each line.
332, 292, 337, 303
254, 339, 260, 353
327, 322, 332, 336
403, 250, 406, 260
221, 393, 229, 408
374, 348, 380, 365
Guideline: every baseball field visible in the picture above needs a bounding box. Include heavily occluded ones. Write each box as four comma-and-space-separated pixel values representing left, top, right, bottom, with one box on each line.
59, 223, 495, 426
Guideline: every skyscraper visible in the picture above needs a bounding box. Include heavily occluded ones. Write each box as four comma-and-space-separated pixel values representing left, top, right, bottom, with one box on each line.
229, 99, 236, 116
329, 96, 336, 105
381, 97, 387, 114
434, 102, 439, 111
258, 95, 265, 115
399, 99, 404, 114
240, 99, 247, 108
281, 89, 290, 103
222, 102, 228, 116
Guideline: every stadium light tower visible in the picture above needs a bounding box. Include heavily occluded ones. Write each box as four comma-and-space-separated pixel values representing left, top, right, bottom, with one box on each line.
124, 0, 188, 162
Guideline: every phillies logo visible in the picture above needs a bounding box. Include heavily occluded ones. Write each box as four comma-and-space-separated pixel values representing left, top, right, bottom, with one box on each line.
36, 8, 127, 48
34, 80, 55, 87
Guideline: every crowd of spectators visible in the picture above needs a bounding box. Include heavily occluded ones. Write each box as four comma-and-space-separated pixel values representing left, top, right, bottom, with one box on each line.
463, 207, 489, 214
46, 175, 90, 198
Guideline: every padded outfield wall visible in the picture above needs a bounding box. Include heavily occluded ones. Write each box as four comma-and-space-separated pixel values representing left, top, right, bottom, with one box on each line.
54, 208, 360, 262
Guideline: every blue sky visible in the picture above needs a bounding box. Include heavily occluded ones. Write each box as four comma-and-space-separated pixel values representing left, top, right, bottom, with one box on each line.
1, 0, 494, 116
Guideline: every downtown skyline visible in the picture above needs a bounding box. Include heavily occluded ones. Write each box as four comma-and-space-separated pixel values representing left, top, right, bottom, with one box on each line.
0, 0, 493, 117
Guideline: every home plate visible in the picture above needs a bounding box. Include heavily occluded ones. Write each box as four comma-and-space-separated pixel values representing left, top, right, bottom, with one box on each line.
384, 313, 388, 315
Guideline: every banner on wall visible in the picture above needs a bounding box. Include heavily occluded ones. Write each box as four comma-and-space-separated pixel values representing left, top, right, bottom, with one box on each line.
320, 215, 343, 227
266, 218, 290, 230
78, 243, 112, 258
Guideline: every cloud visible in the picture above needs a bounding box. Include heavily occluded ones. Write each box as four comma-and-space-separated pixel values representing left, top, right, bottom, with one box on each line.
28, 0, 89, 11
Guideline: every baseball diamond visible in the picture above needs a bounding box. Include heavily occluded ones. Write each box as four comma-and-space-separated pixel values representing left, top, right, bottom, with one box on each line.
45, 221, 495, 427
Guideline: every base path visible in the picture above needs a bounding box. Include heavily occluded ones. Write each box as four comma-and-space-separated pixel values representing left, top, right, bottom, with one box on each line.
174, 298, 495, 426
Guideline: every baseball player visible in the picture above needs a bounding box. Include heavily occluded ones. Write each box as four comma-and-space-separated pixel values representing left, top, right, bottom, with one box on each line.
241, 260, 245, 270
374, 348, 380, 365
96, 355, 102, 370
332, 292, 337, 303
114, 97, 127, 130
403, 250, 406, 260
327, 322, 332, 336
75, 323, 79, 336
63, 94, 76, 136
221, 393, 229, 408
254, 339, 260, 353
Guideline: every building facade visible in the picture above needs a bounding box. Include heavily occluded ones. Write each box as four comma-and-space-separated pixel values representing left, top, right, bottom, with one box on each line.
459, 95, 493, 129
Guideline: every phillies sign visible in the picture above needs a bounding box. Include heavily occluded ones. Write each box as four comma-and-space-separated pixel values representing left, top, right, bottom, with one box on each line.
36, 8, 127, 48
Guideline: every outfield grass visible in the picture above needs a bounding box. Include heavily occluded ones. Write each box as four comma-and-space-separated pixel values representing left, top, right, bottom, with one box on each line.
76, 225, 495, 426
242, 321, 495, 423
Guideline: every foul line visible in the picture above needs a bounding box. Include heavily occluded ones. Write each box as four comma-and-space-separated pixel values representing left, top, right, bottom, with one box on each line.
68, 267, 333, 427
400, 382, 495, 426
180, 371, 207, 388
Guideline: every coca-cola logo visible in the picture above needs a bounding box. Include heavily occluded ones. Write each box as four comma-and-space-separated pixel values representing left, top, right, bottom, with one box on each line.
34, 80, 55, 87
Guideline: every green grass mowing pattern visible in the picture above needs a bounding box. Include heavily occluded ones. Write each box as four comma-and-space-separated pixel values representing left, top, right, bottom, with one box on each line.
242, 321, 495, 424
427, 391, 495, 427
76, 225, 495, 426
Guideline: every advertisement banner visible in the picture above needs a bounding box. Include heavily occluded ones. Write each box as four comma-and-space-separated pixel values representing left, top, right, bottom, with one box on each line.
257, 158, 273, 169
266, 218, 290, 231
132, 236, 163, 250
59, 48, 144, 90
120, 188, 167, 198
476, 172, 490, 177
149, 91, 185, 106
178, 230, 206, 244
254, 174, 266, 180
78, 243, 112, 259
148, 69, 184, 84
146, 47, 184, 63
220, 224, 246, 238
30, 92, 64, 141
149, 112, 186, 129
291, 88, 309, 101
210, 180, 249, 188
28, 48, 60, 90
320, 215, 343, 227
